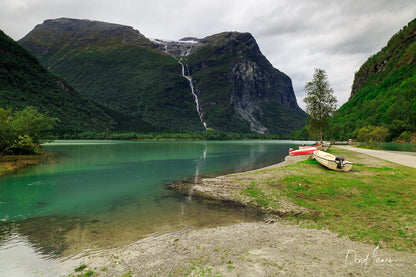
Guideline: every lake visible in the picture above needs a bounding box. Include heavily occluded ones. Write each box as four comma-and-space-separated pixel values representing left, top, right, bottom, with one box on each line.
0, 140, 308, 276
381, 142, 416, 152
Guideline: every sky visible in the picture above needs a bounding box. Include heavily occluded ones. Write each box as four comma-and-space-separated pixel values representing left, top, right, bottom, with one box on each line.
1, 0, 415, 110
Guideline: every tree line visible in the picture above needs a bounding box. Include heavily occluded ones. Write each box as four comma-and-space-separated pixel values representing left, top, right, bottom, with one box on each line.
1, 106, 288, 157
0, 107, 57, 156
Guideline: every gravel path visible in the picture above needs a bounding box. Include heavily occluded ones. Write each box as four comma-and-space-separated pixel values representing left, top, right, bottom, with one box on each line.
335, 145, 416, 168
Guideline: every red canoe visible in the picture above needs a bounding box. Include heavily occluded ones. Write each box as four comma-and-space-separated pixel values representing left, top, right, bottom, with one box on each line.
289, 147, 318, 156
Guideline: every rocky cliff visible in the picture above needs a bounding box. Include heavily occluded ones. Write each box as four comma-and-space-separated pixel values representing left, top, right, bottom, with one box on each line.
20, 18, 305, 134
155, 32, 305, 134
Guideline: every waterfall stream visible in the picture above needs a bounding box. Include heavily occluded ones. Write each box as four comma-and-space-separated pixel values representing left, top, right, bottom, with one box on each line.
178, 59, 207, 131
158, 40, 207, 131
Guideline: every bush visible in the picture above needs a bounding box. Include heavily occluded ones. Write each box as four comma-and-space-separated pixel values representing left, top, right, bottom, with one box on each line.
397, 131, 414, 143
355, 125, 389, 148
0, 107, 58, 155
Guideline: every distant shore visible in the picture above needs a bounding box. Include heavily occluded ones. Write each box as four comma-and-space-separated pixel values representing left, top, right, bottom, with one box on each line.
64, 147, 416, 276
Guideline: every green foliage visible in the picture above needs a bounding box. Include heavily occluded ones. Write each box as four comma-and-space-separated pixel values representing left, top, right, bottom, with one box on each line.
83, 270, 95, 277
59, 131, 283, 140
0, 107, 57, 155
329, 18, 416, 141
74, 264, 87, 272
289, 126, 311, 140
304, 68, 337, 142
355, 125, 389, 148
396, 130, 416, 143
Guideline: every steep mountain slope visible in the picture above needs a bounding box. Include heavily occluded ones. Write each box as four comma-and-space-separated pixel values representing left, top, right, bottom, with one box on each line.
0, 29, 119, 133
186, 32, 305, 134
20, 18, 305, 134
330, 18, 416, 140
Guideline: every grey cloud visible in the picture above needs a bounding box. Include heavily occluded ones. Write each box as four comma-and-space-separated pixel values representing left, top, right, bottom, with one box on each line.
1, 0, 415, 110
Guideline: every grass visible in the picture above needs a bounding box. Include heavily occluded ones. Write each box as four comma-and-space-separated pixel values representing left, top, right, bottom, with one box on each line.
0, 154, 44, 177
237, 147, 416, 252
74, 264, 87, 272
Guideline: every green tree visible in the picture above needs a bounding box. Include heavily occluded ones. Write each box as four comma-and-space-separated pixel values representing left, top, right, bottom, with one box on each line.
356, 125, 389, 148
356, 126, 372, 146
370, 126, 389, 148
303, 68, 337, 142
0, 107, 58, 155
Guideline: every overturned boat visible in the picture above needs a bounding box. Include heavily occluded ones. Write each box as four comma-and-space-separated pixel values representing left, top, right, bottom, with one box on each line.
289, 147, 318, 156
313, 150, 353, 172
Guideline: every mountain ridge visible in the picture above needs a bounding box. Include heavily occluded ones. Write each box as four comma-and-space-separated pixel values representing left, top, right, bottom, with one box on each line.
19, 18, 306, 134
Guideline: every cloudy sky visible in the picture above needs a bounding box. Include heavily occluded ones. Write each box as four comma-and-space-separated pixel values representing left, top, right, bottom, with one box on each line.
1, 0, 415, 110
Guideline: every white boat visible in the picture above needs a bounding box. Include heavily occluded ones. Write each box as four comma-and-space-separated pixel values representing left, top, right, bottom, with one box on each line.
299, 142, 330, 151
319, 142, 331, 151
313, 150, 353, 172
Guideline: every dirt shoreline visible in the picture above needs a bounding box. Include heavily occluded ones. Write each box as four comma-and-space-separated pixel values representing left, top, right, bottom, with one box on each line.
64, 151, 416, 277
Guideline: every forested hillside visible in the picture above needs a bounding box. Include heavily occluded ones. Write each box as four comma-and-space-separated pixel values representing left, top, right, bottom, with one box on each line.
0, 30, 119, 133
329, 18, 416, 141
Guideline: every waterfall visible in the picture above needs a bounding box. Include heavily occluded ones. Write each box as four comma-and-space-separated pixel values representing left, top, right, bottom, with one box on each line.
178, 59, 207, 131
155, 39, 207, 131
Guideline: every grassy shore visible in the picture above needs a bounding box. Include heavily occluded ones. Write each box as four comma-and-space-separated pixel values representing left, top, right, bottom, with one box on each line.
197, 147, 416, 252
0, 154, 48, 177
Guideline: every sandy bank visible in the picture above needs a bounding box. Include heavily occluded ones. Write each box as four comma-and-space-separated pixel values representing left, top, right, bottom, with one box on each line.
70, 222, 415, 276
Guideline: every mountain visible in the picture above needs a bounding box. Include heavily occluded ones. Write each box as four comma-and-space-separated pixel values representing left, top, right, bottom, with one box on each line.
330, 18, 416, 140
19, 18, 202, 132
155, 32, 305, 134
19, 18, 305, 134
0, 29, 120, 133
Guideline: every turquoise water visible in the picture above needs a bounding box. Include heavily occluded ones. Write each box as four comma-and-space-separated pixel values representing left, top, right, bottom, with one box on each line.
0, 140, 303, 222
381, 142, 416, 152
0, 140, 307, 275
